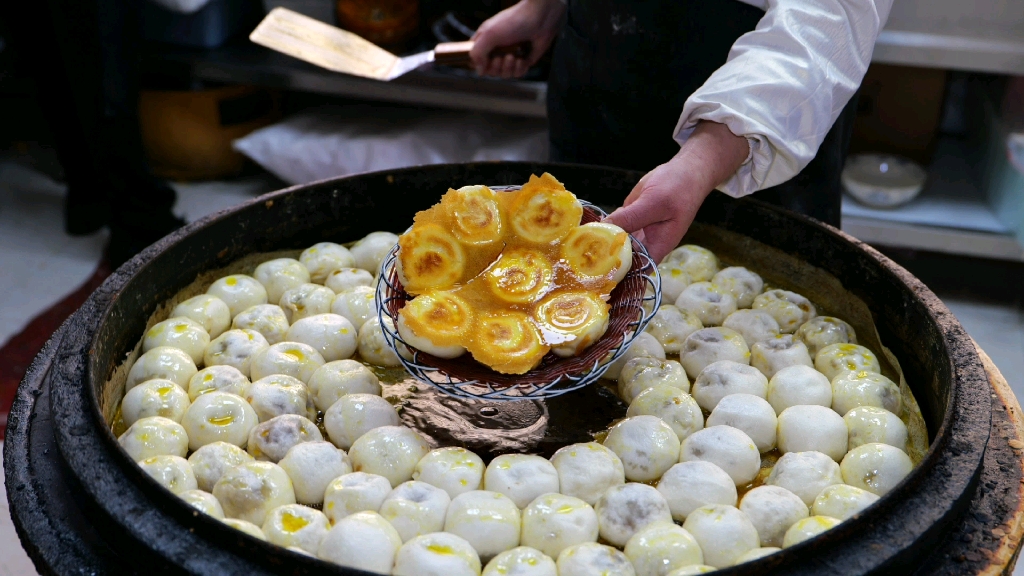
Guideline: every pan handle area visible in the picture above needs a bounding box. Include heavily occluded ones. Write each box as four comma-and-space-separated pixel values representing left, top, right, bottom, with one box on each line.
434, 40, 532, 67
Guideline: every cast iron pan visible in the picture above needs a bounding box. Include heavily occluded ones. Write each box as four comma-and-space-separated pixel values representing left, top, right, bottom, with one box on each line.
13, 163, 992, 574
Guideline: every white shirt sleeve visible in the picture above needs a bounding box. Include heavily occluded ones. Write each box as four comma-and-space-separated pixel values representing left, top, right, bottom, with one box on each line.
673, 0, 893, 197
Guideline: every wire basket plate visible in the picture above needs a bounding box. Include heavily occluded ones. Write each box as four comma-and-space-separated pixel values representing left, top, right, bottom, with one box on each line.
376, 194, 662, 400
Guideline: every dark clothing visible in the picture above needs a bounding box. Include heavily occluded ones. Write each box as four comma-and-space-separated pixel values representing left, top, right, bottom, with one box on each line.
3, 0, 182, 264
547, 0, 856, 226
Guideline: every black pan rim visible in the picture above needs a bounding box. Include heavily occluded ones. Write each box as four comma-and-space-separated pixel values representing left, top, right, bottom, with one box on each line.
43, 161, 990, 575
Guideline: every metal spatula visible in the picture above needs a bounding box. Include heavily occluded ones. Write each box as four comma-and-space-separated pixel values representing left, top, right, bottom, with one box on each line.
250, 8, 530, 81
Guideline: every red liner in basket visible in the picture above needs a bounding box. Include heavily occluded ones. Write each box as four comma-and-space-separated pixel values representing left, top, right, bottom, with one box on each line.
376, 200, 661, 400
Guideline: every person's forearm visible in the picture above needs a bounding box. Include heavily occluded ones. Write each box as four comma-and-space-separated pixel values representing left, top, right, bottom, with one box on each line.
470, 0, 565, 77
669, 121, 750, 198
527, 0, 564, 8
481, 0, 566, 33
523, 0, 567, 31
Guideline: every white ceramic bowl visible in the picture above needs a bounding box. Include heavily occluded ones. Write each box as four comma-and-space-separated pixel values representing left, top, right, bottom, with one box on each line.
841, 153, 927, 209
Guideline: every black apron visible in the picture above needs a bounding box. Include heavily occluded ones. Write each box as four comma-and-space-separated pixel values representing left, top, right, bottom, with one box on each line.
547, 0, 857, 226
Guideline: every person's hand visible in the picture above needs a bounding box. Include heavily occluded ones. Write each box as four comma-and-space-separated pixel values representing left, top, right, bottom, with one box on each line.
470, 0, 566, 79
605, 158, 714, 264
604, 121, 750, 263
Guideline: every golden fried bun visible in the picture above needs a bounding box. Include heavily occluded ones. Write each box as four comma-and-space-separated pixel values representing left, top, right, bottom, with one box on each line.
397, 291, 474, 359
534, 291, 610, 357
485, 249, 554, 305
397, 223, 467, 293
508, 173, 583, 244
467, 311, 550, 374
560, 222, 632, 286
442, 185, 503, 245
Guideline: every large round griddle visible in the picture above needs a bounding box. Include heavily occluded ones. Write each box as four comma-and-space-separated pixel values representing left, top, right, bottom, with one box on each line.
2, 162, 1011, 575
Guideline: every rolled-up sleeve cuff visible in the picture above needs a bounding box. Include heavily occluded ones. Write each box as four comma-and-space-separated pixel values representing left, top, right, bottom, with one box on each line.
673, 103, 798, 199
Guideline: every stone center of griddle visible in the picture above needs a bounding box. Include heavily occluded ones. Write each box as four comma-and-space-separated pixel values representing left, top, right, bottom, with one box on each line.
391, 378, 627, 461
459, 400, 543, 429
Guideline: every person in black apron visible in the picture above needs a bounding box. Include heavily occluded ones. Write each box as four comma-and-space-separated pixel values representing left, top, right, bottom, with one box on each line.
472, 0, 860, 261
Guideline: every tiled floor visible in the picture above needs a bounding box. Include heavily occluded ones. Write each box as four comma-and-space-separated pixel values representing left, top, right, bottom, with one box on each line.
944, 298, 1024, 395
0, 161, 278, 345
0, 162, 107, 342
1, 160, 1023, 572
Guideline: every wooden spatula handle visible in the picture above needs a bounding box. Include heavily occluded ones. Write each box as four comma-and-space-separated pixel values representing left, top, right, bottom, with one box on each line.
434, 40, 533, 68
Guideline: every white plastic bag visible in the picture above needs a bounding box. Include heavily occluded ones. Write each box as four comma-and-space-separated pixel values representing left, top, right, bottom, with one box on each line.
147, 0, 214, 14
232, 105, 549, 185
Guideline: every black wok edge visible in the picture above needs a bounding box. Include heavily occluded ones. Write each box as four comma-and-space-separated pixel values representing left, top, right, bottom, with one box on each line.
6, 163, 991, 575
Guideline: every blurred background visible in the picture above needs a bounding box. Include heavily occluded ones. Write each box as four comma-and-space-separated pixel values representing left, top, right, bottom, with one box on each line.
1, 0, 1024, 572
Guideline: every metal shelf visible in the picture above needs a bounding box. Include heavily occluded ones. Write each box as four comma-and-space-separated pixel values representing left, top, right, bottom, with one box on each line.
839, 136, 1024, 261
874, 0, 1024, 75
873, 30, 1024, 76
841, 216, 1024, 261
